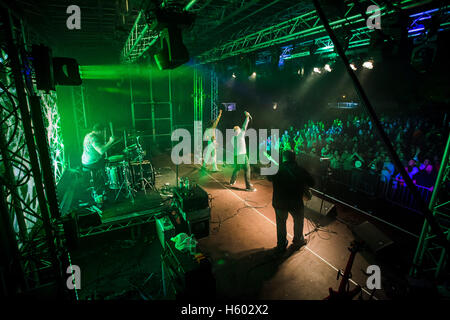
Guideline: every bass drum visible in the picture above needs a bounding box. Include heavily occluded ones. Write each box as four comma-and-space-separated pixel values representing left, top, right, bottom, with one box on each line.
129, 160, 155, 189
105, 161, 131, 190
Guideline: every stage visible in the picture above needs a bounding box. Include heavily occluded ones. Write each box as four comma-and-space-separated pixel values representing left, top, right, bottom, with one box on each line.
66, 153, 422, 300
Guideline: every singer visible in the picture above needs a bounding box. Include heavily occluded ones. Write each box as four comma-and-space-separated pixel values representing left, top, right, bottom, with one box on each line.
230, 111, 256, 192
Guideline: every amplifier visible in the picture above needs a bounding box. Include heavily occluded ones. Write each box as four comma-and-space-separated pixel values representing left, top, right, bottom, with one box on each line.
155, 215, 176, 249
182, 208, 211, 239
162, 240, 215, 299
174, 185, 209, 212
174, 185, 210, 239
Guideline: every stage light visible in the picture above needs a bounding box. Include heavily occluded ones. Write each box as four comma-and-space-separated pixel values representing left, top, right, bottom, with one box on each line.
350, 63, 357, 70
313, 67, 321, 73
324, 64, 332, 72
248, 72, 256, 80
252, 72, 256, 76
232, 73, 236, 78
273, 103, 278, 110
362, 61, 374, 69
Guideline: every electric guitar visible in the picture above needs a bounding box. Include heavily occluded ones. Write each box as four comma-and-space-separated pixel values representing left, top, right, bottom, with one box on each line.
324, 240, 363, 300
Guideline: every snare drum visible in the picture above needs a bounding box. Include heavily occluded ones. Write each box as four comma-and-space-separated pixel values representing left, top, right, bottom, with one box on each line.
107, 154, 125, 163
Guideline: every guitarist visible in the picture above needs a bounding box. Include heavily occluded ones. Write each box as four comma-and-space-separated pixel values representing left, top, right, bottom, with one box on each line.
268, 149, 315, 253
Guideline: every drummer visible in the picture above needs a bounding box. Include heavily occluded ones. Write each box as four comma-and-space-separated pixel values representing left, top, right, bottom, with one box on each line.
81, 123, 116, 198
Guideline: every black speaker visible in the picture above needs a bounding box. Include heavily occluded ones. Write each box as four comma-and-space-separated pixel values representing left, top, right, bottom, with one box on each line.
304, 195, 336, 216
162, 240, 215, 299
32, 45, 55, 91
52, 57, 82, 85
353, 221, 394, 254
174, 185, 209, 212
76, 208, 102, 230
62, 211, 79, 251
154, 26, 189, 70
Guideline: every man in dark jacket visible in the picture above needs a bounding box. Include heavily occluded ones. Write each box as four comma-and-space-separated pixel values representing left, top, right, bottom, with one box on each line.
268, 150, 315, 252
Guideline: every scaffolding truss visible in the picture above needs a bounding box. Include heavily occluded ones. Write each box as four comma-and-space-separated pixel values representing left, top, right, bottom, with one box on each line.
130, 69, 173, 146
210, 70, 218, 121
411, 133, 450, 280
194, 1, 420, 64
0, 7, 65, 296
121, 0, 198, 64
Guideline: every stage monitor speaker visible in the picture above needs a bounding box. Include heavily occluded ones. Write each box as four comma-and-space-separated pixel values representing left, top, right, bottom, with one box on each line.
353, 221, 394, 254
305, 195, 336, 217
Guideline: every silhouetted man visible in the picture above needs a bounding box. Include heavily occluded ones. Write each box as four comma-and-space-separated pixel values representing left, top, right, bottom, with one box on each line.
268, 149, 314, 252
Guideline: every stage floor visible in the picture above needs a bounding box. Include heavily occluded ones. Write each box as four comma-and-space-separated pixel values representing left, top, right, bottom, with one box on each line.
71, 154, 420, 300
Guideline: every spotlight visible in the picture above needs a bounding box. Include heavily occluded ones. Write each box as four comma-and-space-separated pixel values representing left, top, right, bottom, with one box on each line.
273, 103, 278, 110
362, 60, 374, 69
232, 73, 236, 78
297, 67, 304, 76
248, 72, 256, 80
252, 72, 256, 76
313, 67, 321, 73
324, 64, 332, 72
350, 63, 357, 70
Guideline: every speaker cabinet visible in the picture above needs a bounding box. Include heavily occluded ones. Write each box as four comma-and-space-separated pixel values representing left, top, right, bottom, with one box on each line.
304, 195, 336, 216
154, 26, 189, 70
156, 215, 176, 249
353, 221, 394, 254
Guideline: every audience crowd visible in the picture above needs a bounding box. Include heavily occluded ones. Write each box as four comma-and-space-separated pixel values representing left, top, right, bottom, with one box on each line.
263, 112, 447, 190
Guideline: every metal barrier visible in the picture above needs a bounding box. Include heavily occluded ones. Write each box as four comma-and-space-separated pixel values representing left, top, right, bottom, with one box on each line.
297, 152, 432, 213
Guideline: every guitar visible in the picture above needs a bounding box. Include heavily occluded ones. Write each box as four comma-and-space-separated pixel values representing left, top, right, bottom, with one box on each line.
264, 151, 312, 202
324, 240, 363, 300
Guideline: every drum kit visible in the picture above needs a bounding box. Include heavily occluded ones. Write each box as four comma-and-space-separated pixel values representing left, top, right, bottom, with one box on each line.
104, 130, 155, 203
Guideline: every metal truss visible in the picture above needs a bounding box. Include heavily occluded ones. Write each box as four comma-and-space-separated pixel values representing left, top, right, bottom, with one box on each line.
71, 86, 88, 154
0, 7, 64, 295
79, 206, 165, 238
195, 1, 412, 64
410, 133, 450, 280
193, 68, 204, 124
120, 10, 160, 63
210, 70, 218, 121
284, 26, 374, 61
120, 0, 203, 64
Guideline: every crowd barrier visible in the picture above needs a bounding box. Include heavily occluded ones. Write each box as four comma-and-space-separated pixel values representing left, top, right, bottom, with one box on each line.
296, 152, 432, 213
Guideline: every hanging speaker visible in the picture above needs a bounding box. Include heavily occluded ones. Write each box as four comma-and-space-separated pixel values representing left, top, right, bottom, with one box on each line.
154, 26, 189, 70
